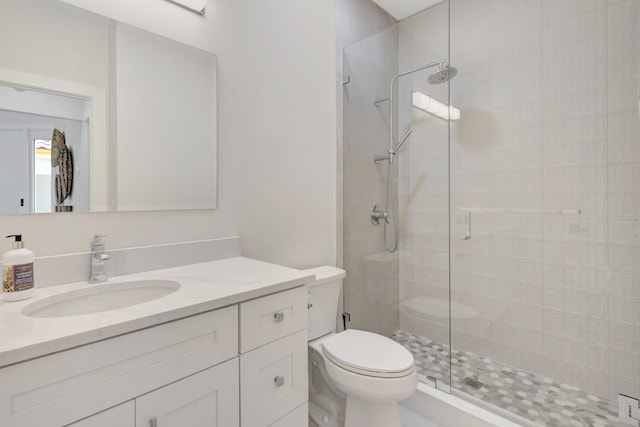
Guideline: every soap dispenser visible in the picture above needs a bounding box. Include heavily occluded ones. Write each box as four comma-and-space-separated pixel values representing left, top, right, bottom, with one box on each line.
2, 234, 34, 301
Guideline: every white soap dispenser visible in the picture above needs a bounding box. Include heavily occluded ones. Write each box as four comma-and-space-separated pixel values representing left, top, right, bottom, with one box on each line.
2, 234, 34, 301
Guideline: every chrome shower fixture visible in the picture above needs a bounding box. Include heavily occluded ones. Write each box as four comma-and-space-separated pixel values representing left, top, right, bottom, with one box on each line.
370, 205, 390, 225
428, 63, 458, 84
374, 128, 412, 163
385, 59, 455, 164
374, 59, 458, 253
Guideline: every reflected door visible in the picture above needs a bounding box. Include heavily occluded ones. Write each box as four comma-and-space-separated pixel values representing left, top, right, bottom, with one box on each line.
0, 129, 29, 214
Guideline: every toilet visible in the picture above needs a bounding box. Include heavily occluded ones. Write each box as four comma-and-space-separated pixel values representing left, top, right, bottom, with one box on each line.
305, 266, 418, 427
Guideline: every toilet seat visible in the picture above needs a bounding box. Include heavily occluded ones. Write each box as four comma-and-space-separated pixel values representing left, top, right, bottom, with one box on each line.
322, 329, 415, 378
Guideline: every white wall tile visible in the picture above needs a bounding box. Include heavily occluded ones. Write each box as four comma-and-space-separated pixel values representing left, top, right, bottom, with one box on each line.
608, 270, 640, 299
610, 323, 640, 353
544, 289, 609, 319
544, 335, 608, 371
542, 0, 606, 26
544, 311, 609, 346
609, 349, 640, 382
491, 0, 542, 42
610, 297, 640, 326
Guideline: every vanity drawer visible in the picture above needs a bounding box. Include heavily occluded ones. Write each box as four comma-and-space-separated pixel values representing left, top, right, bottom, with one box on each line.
240, 329, 308, 426
239, 286, 307, 353
0, 306, 238, 427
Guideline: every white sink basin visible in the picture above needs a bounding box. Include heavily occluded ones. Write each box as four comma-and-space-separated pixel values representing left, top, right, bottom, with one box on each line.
22, 280, 181, 318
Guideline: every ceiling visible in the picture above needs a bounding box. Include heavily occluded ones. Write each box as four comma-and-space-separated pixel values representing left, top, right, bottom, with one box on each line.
371, 0, 444, 20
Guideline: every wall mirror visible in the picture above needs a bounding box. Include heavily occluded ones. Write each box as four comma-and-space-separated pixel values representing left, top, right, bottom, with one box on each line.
0, 0, 217, 214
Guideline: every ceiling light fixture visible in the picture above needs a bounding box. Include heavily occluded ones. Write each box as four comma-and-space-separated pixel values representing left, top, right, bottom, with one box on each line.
164, 0, 206, 15
412, 91, 460, 121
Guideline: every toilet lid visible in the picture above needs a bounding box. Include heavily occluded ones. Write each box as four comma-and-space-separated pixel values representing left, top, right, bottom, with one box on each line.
322, 329, 415, 378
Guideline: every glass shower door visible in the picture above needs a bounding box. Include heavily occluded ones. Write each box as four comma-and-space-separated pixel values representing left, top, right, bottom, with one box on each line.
448, 0, 640, 426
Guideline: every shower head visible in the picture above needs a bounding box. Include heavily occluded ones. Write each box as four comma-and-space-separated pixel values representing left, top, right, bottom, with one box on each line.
428, 64, 458, 84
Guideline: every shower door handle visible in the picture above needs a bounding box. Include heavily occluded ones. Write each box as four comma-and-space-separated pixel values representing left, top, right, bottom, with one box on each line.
461, 211, 471, 240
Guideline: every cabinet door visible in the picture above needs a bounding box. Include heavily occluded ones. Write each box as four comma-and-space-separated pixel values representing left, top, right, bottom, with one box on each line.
240, 330, 308, 426
66, 401, 134, 427
269, 403, 308, 427
136, 358, 239, 427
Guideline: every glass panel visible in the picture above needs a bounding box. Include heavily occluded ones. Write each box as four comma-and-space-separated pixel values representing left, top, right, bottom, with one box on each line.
449, 0, 546, 421
342, 1, 452, 392
449, 0, 640, 425
396, 2, 452, 392
343, 26, 402, 336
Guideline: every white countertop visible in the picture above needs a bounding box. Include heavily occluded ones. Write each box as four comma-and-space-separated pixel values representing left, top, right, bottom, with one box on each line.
0, 257, 313, 368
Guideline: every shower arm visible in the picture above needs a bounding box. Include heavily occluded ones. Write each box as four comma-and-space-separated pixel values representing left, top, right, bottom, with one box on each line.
387, 59, 445, 163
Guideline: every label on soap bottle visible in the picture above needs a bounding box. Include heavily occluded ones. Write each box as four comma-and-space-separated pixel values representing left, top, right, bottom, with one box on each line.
2, 262, 34, 293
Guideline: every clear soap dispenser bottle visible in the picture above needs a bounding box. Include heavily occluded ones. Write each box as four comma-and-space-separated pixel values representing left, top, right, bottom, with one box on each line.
2, 234, 35, 301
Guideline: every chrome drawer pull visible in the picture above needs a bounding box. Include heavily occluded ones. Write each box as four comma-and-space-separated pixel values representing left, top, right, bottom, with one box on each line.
274, 376, 285, 387
149, 417, 157, 427
273, 312, 285, 322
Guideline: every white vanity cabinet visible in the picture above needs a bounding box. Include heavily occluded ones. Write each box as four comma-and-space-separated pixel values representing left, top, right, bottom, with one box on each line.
239, 287, 309, 426
0, 284, 310, 427
0, 306, 239, 427
67, 360, 239, 427
135, 358, 239, 427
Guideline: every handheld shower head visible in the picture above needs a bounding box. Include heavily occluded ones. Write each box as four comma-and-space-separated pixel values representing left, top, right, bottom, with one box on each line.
393, 128, 413, 153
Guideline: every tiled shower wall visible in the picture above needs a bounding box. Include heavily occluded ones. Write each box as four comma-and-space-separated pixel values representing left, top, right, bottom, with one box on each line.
398, 0, 639, 401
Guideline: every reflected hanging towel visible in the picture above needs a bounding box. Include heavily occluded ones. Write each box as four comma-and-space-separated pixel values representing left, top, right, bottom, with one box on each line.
59, 144, 74, 199
52, 128, 74, 204
51, 128, 65, 167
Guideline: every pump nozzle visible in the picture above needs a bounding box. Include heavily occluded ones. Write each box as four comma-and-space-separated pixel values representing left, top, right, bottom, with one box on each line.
6, 234, 24, 249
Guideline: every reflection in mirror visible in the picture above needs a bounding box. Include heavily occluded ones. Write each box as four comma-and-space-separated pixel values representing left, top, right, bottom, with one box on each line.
0, 0, 217, 214
0, 84, 90, 214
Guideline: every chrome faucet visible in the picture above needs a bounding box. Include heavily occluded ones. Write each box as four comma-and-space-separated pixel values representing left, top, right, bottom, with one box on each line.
89, 234, 110, 283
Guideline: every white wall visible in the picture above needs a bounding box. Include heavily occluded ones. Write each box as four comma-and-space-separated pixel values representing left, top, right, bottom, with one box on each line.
0, 0, 336, 269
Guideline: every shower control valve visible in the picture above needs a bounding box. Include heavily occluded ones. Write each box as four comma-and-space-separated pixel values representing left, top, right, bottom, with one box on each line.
371, 205, 389, 225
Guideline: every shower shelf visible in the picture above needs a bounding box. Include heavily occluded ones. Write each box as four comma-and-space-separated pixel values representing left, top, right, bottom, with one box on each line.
457, 207, 582, 215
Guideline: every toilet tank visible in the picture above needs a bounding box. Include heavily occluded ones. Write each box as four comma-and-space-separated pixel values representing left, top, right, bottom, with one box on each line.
304, 266, 346, 340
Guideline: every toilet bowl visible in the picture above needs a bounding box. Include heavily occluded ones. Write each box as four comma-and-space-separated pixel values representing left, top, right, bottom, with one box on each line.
306, 267, 418, 427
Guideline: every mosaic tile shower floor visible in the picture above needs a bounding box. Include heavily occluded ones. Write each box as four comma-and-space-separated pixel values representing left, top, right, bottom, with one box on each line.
390, 331, 627, 427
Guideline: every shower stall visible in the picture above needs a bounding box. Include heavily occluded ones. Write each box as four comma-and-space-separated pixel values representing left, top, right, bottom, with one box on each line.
342, 1, 639, 426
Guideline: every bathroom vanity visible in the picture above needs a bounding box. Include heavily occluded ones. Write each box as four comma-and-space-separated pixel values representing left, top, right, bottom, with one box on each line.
0, 257, 312, 427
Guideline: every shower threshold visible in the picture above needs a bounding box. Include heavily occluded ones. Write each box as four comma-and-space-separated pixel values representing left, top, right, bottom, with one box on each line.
390, 331, 628, 427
